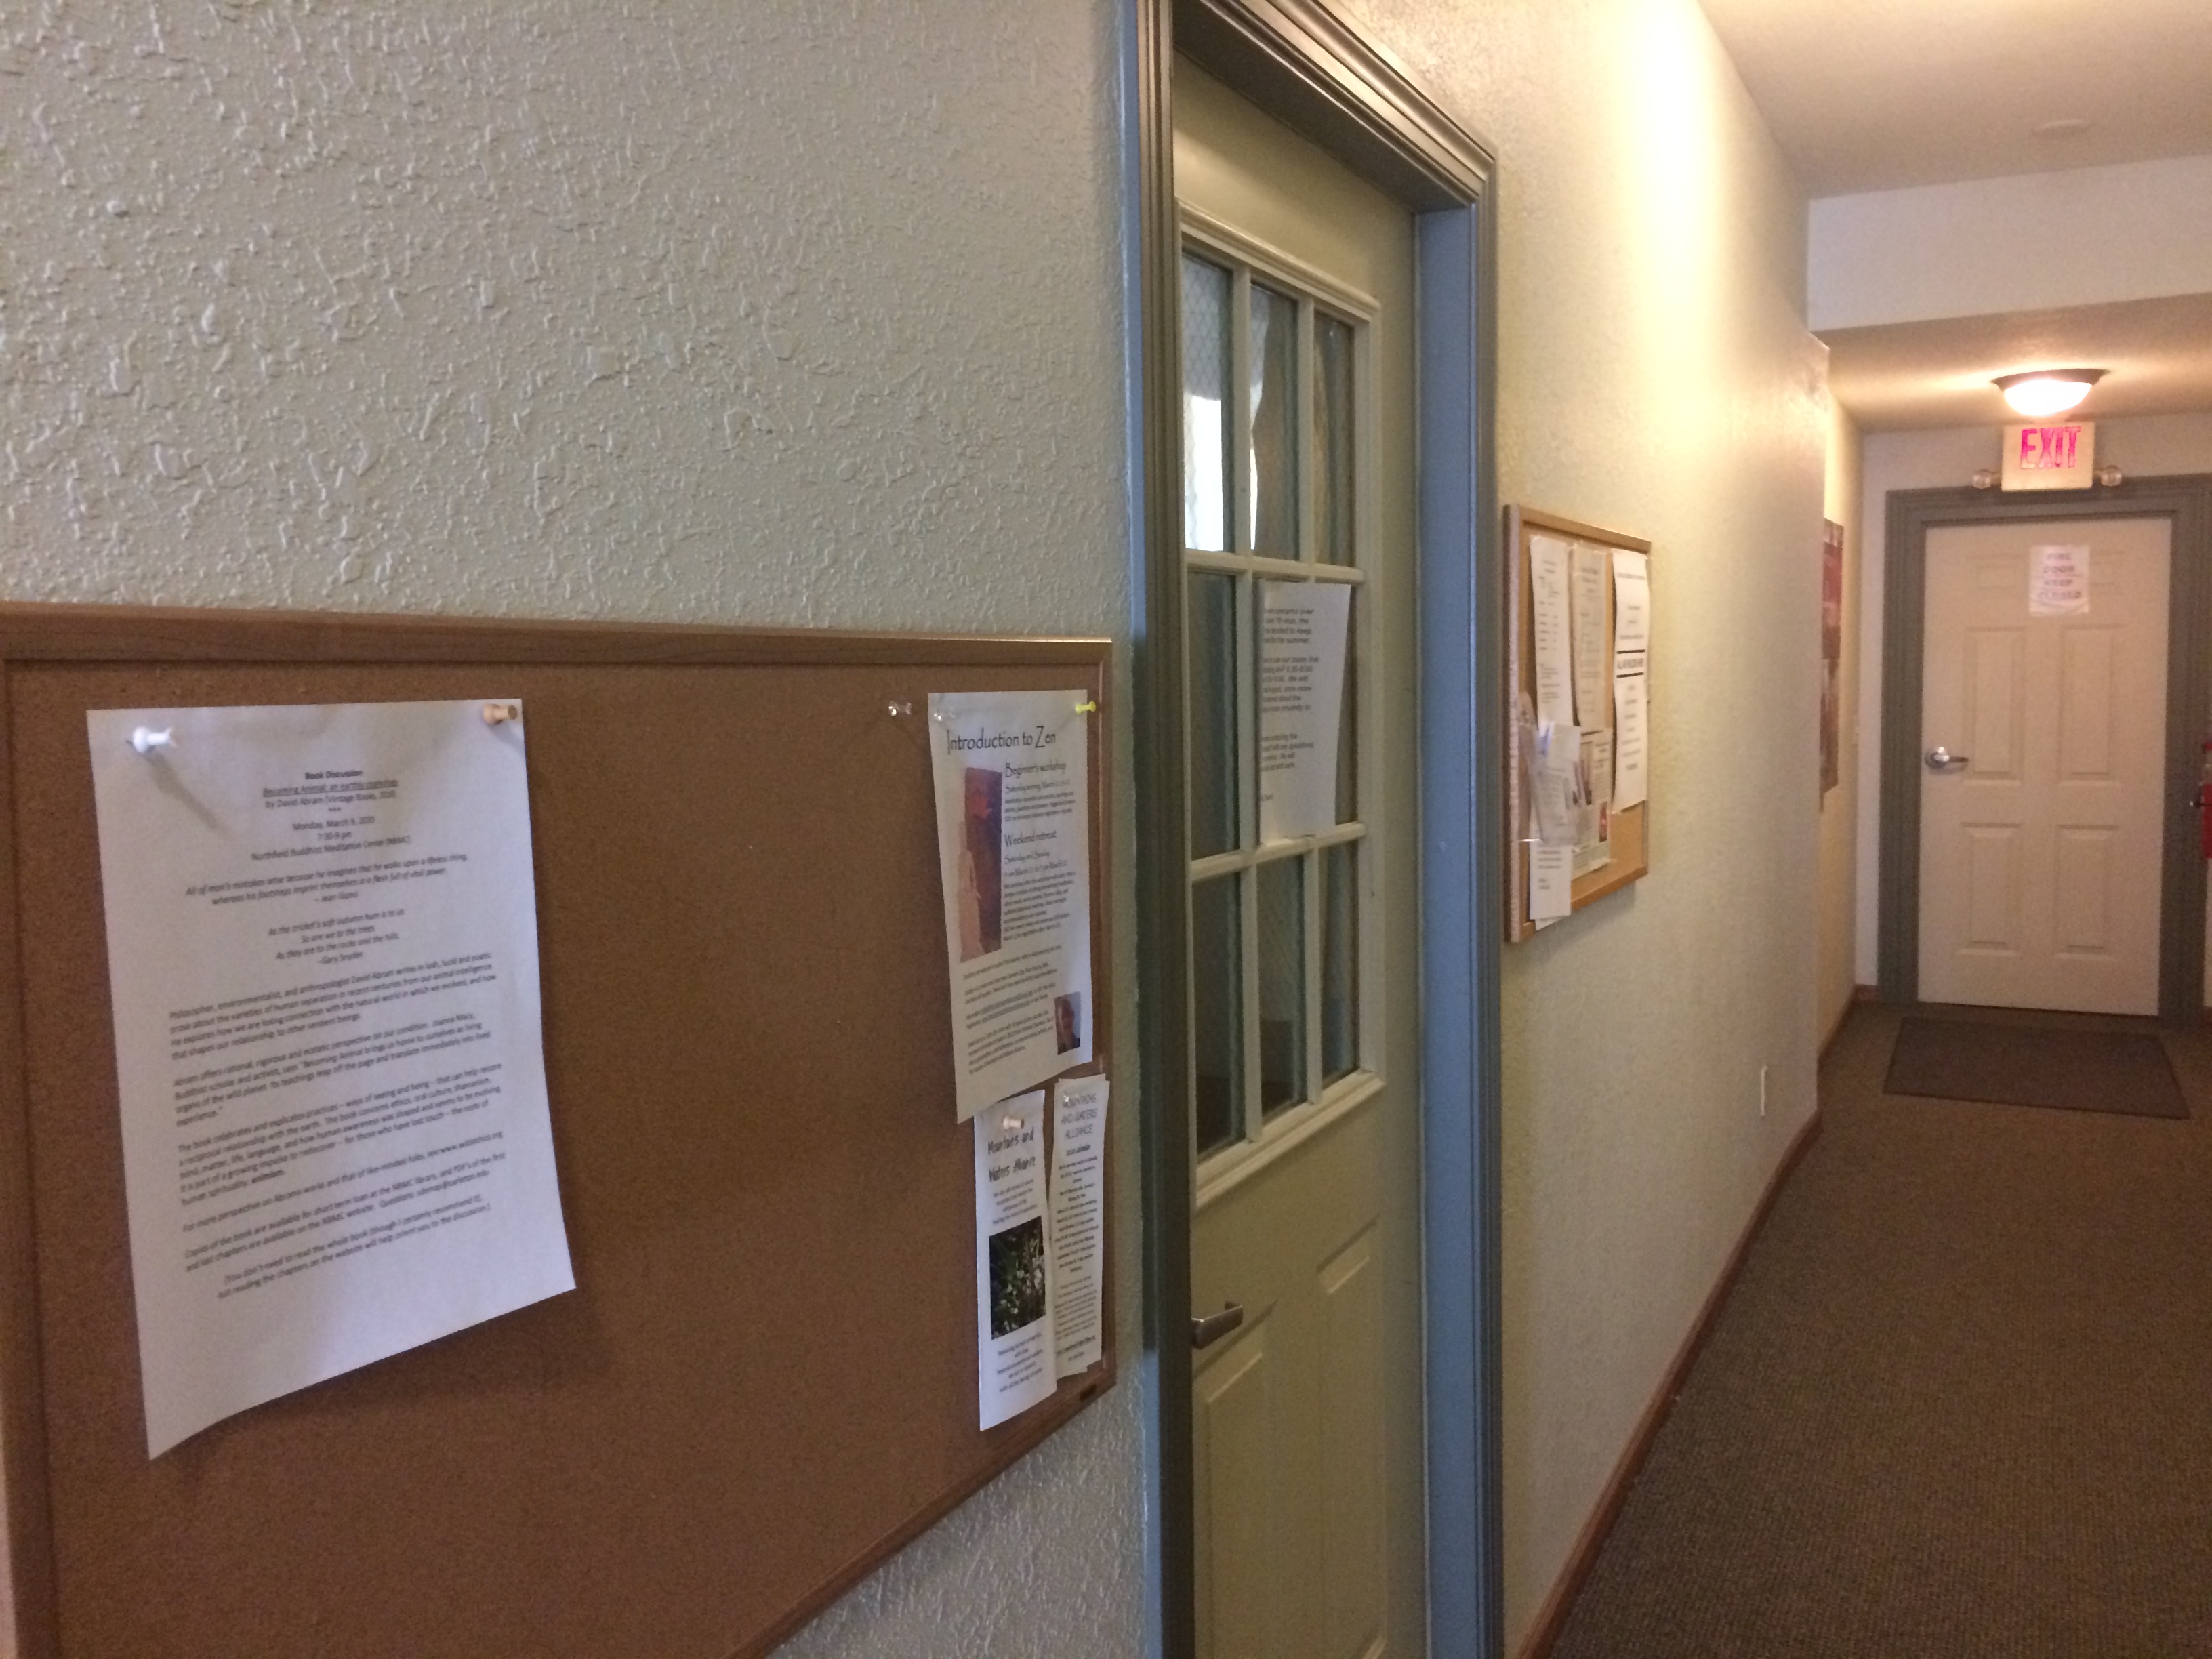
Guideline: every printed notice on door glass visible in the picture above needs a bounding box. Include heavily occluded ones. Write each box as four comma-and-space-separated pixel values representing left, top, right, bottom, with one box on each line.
976, 1091, 1056, 1429
1258, 581, 1352, 842
930, 691, 1094, 1121
2029, 544, 2090, 616
85, 700, 573, 1458
1050, 1076, 1109, 1378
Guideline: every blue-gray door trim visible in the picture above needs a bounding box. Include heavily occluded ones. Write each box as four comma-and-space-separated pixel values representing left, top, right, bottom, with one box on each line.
1122, 3, 1504, 1652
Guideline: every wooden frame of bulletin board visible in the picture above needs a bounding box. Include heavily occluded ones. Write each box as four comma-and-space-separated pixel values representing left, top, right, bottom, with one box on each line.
1504, 506, 1652, 942
0, 603, 1113, 1659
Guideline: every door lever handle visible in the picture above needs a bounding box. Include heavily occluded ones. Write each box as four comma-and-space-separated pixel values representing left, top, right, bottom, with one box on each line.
1924, 746, 1971, 772
1190, 1302, 1246, 1350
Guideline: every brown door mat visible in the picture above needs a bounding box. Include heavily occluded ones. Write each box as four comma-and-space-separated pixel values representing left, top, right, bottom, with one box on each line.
1883, 1016, 2187, 1118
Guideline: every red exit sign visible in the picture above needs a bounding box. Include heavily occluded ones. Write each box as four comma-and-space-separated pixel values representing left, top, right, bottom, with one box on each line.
2001, 421, 2095, 491
2018, 425, 2079, 468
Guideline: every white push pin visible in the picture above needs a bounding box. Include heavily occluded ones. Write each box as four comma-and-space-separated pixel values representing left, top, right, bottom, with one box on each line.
1000, 1113, 1024, 1132
129, 726, 174, 755
482, 703, 520, 726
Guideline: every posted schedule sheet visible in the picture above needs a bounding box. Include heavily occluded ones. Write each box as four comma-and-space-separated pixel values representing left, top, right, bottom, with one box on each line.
86, 699, 573, 1456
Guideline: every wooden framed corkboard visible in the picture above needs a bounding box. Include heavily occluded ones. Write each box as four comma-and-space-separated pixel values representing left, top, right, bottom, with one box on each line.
0, 603, 1114, 1659
1504, 506, 1652, 943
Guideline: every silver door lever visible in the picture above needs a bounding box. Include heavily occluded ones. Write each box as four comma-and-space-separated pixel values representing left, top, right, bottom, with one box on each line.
1191, 1303, 1246, 1350
1924, 746, 1970, 771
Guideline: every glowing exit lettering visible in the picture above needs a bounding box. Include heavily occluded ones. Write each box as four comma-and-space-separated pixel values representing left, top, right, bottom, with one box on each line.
2018, 425, 2081, 470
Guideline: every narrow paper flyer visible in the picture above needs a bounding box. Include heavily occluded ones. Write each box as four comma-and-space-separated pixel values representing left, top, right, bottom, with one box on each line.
1612, 549, 1651, 678
1612, 673, 1649, 809
1050, 1076, 1109, 1378
930, 691, 1094, 1121
1569, 544, 1610, 727
1258, 580, 1351, 842
85, 699, 573, 1456
1530, 535, 1576, 730
975, 1090, 1056, 1429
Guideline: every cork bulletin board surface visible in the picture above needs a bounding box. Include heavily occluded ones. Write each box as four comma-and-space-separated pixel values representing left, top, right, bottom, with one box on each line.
0, 604, 1113, 1659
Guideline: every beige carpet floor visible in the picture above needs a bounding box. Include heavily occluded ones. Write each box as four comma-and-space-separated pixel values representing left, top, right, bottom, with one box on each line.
1548, 1002, 2212, 1658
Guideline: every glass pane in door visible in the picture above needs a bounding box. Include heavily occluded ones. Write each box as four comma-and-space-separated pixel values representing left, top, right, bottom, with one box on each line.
1322, 841, 1359, 1085
1315, 314, 1354, 566
1182, 255, 1231, 552
1257, 855, 1305, 1116
1248, 285, 1298, 557
1335, 587, 1358, 825
1189, 571, 1240, 860
1193, 874, 1244, 1154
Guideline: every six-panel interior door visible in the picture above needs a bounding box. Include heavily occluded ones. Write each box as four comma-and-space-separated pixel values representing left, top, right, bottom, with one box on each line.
1174, 61, 1425, 1659
1918, 517, 2172, 1014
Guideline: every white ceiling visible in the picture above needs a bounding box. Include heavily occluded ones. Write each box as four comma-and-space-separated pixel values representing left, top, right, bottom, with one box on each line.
1700, 0, 2212, 429
1697, 0, 2212, 198
1823, 293, 2212, 430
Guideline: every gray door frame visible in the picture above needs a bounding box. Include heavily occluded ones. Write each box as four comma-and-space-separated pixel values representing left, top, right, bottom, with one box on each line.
1121, 2, 1504, 1654
1877, 476, 2212, 1023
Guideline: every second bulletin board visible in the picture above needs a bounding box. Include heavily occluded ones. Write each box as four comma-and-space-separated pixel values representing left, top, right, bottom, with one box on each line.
1504, 506, 1652, 941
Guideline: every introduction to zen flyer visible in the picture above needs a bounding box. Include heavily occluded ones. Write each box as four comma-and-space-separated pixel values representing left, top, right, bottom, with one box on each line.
928, 689, 1108, 1427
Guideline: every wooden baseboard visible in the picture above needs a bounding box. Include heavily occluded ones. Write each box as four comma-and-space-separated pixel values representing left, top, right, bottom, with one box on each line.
1513, 1106, 1825, 1659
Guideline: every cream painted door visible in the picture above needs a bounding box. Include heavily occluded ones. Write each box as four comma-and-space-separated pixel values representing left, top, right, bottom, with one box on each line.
1918, 518, 2171, 1014
1174, 62, 1423, 1659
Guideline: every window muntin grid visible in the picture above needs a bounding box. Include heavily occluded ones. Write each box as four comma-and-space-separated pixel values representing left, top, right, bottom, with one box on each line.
1179, 230, 1374, 1172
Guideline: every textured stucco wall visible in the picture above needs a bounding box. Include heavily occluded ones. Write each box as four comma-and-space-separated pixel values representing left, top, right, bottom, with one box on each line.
1, 3, 1145, 1654
1343, 0, 1828, 1643
1819, 400, 1864, 1037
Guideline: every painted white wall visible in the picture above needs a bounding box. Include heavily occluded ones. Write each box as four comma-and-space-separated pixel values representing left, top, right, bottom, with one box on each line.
2, 4, 1145, 1654
1810, 155, 2212, 331
1852, 413, 2212, 1004
1342, 0, 1828, 1643
5, 0, 1849, 1651
1820, 400, 1865, 1033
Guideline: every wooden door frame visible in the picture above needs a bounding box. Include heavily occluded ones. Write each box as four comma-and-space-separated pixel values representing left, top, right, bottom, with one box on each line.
1876, 476, 2212, 1023
1123, 3, 1503, 1654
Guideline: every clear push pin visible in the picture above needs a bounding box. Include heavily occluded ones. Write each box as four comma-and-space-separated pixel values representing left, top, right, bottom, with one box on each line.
130, 726, 174, 755
482, 703, 521, 726
887, 701, 913, 718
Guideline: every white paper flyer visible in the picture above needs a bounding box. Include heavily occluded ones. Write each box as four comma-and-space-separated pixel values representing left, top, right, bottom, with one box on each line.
1570, 543, 1611, 726
929, 691, 1094, 1120
1612, 673, 1649, 810
1530, 535, 1576, 729
1049, 1076, 1109, 1378
2029, 544, 2091, 616
1529, 845, 1573, 921
975, 1090, 1056, 1429
1612, 548, 1650, 672
85, 699, 573, 1456
1258, 580, 1352, 842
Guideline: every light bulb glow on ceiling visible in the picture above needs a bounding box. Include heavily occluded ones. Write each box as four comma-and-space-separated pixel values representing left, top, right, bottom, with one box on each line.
1994, 368, 2104, 418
